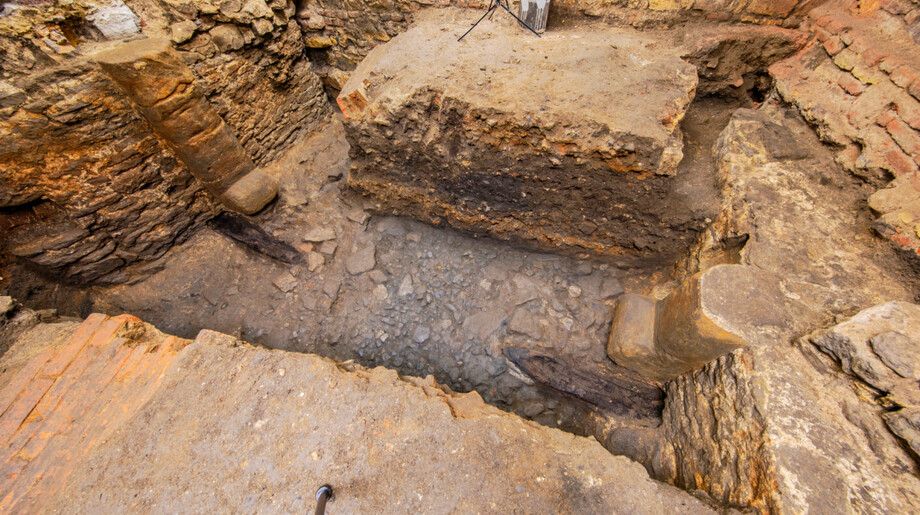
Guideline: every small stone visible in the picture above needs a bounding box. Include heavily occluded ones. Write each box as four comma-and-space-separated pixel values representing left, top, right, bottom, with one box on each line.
508, 308, 541, 339
251, 18, 273, 36
561, 317, 574, 330
322, 278, 341, 299
368, 270, 388, 283
406, 232, 421, 243
303, 227, 336, 242
600, 277, 624, 299
413, 326, 431, 343
345, 243, 376, 275
319, 240, 338, 255
307, 252, 325, 272
521, 402, 545, 417
567, 285, 582, 298
272, 272, 298, 292
210, 24, 245, 52
0, 296, 15, 317
398, 274, 414, 296
170, 21, 197, 43
373, 284, 389, 300
346, 208, 370, 224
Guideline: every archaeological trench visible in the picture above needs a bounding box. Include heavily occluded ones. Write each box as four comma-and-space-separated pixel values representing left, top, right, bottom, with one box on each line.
3, 0, 920, 512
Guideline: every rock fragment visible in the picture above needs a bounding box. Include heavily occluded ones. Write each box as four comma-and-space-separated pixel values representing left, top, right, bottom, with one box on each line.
345, 243, 376, 275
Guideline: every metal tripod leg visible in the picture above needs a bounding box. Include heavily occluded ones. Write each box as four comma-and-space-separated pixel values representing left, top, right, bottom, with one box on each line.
458, 1, 499, 41
495, 0, 542, 37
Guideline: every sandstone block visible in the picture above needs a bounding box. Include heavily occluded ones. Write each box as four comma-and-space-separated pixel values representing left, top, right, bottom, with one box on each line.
339, 10, 700, 264
94, 38, 276, 214
606, 264, 786, 381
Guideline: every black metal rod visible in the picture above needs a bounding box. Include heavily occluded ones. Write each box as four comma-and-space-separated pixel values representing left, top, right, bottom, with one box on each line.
458, 2, 498, 41
315, 485, 332, 515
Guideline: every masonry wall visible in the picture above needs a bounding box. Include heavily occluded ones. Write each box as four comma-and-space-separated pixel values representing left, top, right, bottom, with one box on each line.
0, 0, 332, 283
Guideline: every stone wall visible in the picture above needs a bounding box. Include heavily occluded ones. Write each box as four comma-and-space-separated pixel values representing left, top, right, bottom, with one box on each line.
771, 0, 920, 264
0, 0, 332, 283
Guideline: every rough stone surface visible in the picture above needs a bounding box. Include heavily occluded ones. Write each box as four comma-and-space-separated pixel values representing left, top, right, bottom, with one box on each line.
341, 9, 702, 265
0, 0, 331, 282
657, 103, 920, 512
607, 265, 783, 381
810, 301, 920, 460
0, 324, 715, 514
94, 38, 278, 214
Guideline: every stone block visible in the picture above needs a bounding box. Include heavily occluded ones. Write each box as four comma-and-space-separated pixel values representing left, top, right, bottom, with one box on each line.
606, 294, 658, 378
606, 264, 786, 381
339, 10, 700, 264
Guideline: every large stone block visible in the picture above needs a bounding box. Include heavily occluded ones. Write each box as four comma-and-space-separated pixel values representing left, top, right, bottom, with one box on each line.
339, 10, 700, 265
606, 264, 786, 381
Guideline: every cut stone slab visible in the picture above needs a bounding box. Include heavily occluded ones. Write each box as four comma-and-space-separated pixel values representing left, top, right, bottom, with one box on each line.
339, 9, 700, 265
30, 326, 716, 514
606, 265, 782, 382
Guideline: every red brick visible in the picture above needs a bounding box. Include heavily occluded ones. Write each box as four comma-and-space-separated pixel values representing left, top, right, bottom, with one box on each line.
839, 73, 867, 95
823, 36, 846, 56
889, 65, 920, 89
887, 116, 920, 156
885, 149, 919, 176
895, 94, 920, 130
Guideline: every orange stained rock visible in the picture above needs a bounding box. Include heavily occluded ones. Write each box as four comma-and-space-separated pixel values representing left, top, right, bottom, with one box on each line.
0, 314, 186, 514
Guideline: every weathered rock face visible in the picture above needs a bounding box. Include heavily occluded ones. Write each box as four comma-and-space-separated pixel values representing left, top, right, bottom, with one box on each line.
649, 105, 920, 512
0, 0, 331, 283
340, 10, 700, 265
810, 301, 920, 459
94, 37, 277, 214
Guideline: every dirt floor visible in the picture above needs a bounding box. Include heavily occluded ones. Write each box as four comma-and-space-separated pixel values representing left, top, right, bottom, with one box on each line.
3, 93, 743, 433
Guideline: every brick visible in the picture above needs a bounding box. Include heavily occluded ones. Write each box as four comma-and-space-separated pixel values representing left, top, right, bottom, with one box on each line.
895, 94, 920, 130
890, 65, 920, 89
853, 64, 886, 85
823, 36, 846, 56
848, 82, 899, 129
833, 48, 859, 71
839, 73, 867, 95
887, 116, 920, 156
885, 148, 919, 176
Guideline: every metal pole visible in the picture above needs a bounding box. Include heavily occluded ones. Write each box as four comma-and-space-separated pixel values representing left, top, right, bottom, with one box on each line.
315, 485, 333, 515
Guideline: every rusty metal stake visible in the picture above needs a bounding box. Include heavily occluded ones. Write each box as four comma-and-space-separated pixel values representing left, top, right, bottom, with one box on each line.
315, 485, 333, 515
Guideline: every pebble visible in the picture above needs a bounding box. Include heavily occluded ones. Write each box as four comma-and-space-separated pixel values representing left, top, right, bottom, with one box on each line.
345, 242, 376, 275
567, 285, 582, 298
414, 326, 431, 343
272, 272, 298, 292
368, 270, 388, 283
373, 284, 389, 300
307, 252, 325, 272
303, 226, 336, 242
319, 240, 338, 255
398, 274, 414, 296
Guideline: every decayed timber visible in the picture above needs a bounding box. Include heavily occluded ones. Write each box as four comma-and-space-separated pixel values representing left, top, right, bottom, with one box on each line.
209, 213, 303, 264
504, 347, 664, 420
